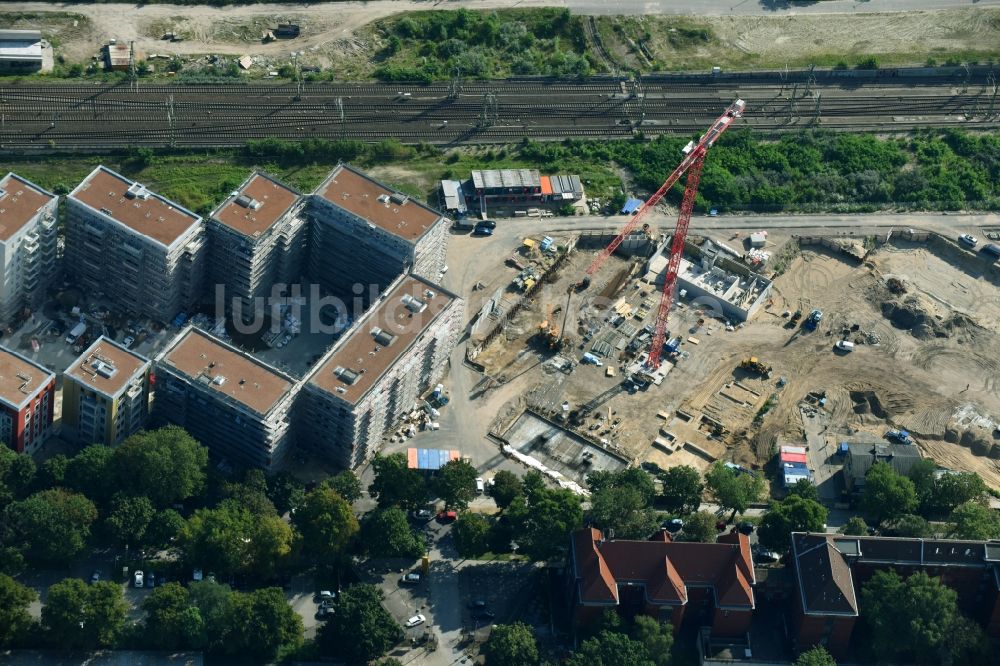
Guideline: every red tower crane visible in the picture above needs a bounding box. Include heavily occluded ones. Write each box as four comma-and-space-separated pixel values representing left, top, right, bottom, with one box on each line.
584, 99, 746, 370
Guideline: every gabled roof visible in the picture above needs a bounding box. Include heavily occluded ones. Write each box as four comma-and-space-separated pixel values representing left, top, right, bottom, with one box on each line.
791, 534, 858, 616
570, 528, 755, 611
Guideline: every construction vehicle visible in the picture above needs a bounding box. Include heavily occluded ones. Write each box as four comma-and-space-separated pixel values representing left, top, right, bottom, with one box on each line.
739, 357, 773, 378
885, 429, 915, 445
803, 309, 823, 331
789, 309, 803, 324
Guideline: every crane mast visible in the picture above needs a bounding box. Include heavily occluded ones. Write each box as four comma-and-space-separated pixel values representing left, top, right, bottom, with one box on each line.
584, 99, 747, 277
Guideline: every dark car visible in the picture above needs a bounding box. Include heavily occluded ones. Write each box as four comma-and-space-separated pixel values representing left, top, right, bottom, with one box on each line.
89, 570, 102, 584
468, 600, 488, 610
663, 518, 684, 533
479, 220, 497, 229
737, 521, 755, 535
471, 224, 494, 237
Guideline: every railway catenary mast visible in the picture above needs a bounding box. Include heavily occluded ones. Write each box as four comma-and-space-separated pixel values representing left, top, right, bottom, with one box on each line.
583, 99, 746, 370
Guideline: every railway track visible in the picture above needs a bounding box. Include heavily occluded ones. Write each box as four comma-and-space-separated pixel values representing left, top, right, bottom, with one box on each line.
1, 77, 998, 152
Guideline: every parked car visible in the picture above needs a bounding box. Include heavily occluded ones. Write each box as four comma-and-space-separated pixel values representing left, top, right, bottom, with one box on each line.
316, 605, 334, 620
835, 340, 855, 352
479, 220, 497, 229
411, 509, 433, 521
475, 478, 486, 495
468, 600, 488, 610
89, 570, 102, 584
959, 233, 978, 247
752, 546, 780, 563
133, 570, 144, 588
436, 510, 457, 523
472, 609, 496, 620
316, 590, 336, 602
737, 521, 755, 535
400, 572, 421, 585
663, 518, 684, 533
122, 335, 135, 349
405, 614, 426, 628
192, 569, 203, 582
146, 572, 156, 589
471, 224, 494, 237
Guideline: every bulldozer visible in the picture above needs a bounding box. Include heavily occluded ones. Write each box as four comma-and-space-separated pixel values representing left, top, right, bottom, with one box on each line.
739, 357, 772, 378
538, 305, 564, 350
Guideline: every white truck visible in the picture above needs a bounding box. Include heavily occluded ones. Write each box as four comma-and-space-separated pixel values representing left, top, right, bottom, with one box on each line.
65, 322, 87, 345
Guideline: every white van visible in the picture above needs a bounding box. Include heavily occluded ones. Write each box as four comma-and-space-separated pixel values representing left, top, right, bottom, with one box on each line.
475, 478, 486, 495
835, 340, 855, 352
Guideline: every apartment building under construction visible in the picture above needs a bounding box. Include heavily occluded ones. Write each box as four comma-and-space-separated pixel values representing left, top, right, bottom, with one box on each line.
0, 173, 59, 324
308, 164, 449, 306
61, 337, 151, 447
65, 166, 207, 323
298, 273, 462, 469
208, 172, 307, 322
153, 326, 298, 470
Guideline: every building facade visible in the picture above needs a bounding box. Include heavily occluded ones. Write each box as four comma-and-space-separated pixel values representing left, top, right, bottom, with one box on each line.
791, 532, 1000, 658
308, 164, 449, 305
0, 346, 56, 454
568, 528, 755, 638
467, 169, 583, 211
153, 326, 297, 470
61, 337, 151, 447
66, 166, 207, 323
298, 274, 462, 469
0, 30, 44, 72
0, 173, 59, 324
208, 172, 307, 322
842, 441, 922, 491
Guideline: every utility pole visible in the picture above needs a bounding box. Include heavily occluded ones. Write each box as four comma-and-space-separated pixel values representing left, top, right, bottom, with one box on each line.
478, 90, 498, 128
128, 41, 137, 92
335, 96, 345, 138
448, 67, 463, 100
167, 94, 175, 148
787, 83, 799, 123
986, 72, 998, 119
811, 92, 822, 125
635, 72, 646, 126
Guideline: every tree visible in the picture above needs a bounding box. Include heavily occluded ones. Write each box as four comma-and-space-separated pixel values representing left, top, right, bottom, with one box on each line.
839, 516, 868, 536
757, 496, 828, 552
590, 485, 659, 540
368, 453, 427, 510
147, 508, 185, 548
188, 581, 235, 654
632, 616, 673, 666
588, 468, 656, 506
794, 645, 837, 666
861, 570, 958, 662
292, 485, 359, 562
328, 470, 362, 504
659, 465, 703, 515
862, 462, 917, 523
489, 470, 523, 510
63, 444, 116, 504
679, 510, 718, 543
142, 583, 204, 650
38, 453, 69, 488
453, 512, 491, 557
949, 500, 1000, 540
505, 472, 583, 560
266, 471, 306, 514
361, 507, 424, 558
180, 502, 295, 578
104, 493, 154, 547
434, 459, 478, 510
113, 427, 209, 507
317, 584, 402, 663
883, 513, 933, 537
565, 630, 655, 666
908, 458, 938, 512
787, 478, 819, 502
222, 471, 276, 515
0, 573, 35, 647
705, 462, 765, 519
224, 587, 303, 661
928, 472, 986, 516
0, 446, 36, 501
8, 489, 97, 565
42, 578, 127, 649
482, 622, 539, 666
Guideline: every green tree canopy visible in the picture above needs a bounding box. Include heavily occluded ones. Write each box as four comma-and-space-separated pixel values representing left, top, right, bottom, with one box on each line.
188, 581, 235, 655
361, 506, 425, 558
63, 444, 116, 505
453, 512, 491, 557
489, 470, 523, 510
505, 471, 583, 560
794, 645, 837, 666
949, 500, 1000, 540
588, 468, 656, 506
368, 453, 427, 510
928, 472, 986, 516
113, 427, 208, 507
565, 629, 656, 666
317, 584, 402, 664
265, 471, 306, 514
678, 510, 718, 543
142, 582, 205, 650
631, 616, 673, 666
658, 464, 703, 515
42, 578, 127, 649
0, 446, 36, 502
705, 462, 765, 519
434, 459, 478, 510
862, 462, 918, 523
757, 495, 828, 552
292, 485, 359, 562
0, 573, 35, 647
147, 508, 185, 548
38, 453, 68, 489
8, 489, 97, 565
224, 587, 303, 661
482, 622, 539, 666
104, 493, 155, 547
590, 485, 660, 540
787, 478, 819, 502
838, 516, 869, 536
179, 502, 295, 578
883, 513, 933, 538
327, 470, 363, 504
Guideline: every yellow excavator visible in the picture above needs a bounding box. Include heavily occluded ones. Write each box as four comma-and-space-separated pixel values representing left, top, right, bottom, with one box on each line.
739, 357, 773, 378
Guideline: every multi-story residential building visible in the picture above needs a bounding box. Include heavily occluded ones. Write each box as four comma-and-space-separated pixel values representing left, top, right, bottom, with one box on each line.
568, 527, 755, 639
308, 164, 449, 305
0, 346, 55, 454
208, 172, 307, 322
791, 532, 1000, 658
61, 337, 151, 447
65, 166, 207, 323
153, 326, 297, 470
299, 274, 462, 469
0, 173, 59, 324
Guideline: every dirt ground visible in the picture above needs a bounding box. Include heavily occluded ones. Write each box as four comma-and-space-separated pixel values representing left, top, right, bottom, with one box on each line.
481, 232, 1000, 489
11, 3, 1000, 74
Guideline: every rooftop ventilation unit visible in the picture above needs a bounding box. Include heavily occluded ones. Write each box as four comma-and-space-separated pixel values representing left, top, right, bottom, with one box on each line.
125, 182, 150, 200
424, 290, 436, 300
401, 294, 427, 314
377, 194, 391, 205
389, 192, 408, 205
91, 360, 118, 379
212, 375, 226, 386
235, 195, 262, 210
370, 327, 396, 346
333, 366, 360, 385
